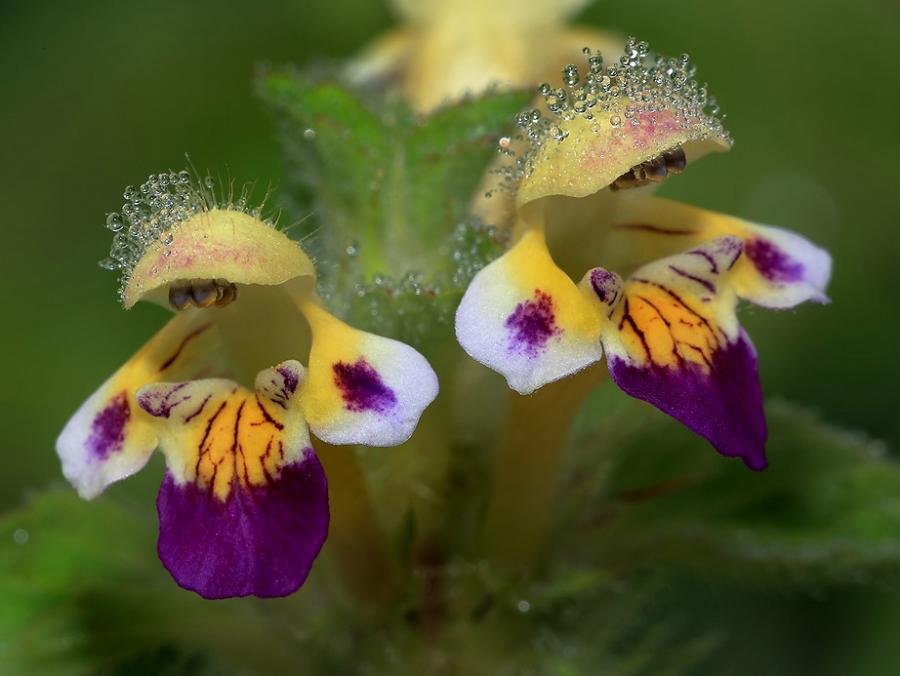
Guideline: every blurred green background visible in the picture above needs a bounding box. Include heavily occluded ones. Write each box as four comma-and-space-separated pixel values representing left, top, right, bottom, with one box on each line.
1, 0, 898, 673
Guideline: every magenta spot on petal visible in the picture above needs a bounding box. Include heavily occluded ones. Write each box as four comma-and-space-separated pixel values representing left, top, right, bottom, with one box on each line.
505, 289, 562, 357
745, 238, 804, 283
333, 358, 397, 413
87, 392, 130, 460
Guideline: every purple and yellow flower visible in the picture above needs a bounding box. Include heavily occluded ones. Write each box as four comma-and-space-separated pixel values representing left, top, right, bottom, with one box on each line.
456, 42, 831, 470
56, 174, 438, 598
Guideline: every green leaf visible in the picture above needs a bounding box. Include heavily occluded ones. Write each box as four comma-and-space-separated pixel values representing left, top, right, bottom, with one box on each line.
557, 396, 900, 583
261, 71, 389, 252
0, 490, 303, 675
405, 90, 529, 238
258, 69, 525, 345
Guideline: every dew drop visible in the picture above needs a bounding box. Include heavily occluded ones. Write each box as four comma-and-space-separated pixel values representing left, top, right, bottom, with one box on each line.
562, 63, 580, 87
105, 213, 123, 232
550, 125, 568, 141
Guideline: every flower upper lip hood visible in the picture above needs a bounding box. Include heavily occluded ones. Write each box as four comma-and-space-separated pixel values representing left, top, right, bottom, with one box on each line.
513, 41, 732, 211
516, 103, 730, 210
123, 208, 315, 309
57, 172, 439, 599
454, 41, 832, 471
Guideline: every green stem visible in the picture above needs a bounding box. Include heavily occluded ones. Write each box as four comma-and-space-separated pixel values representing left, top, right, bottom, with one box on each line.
483, 367, 605, 565
317, 442, 397, 606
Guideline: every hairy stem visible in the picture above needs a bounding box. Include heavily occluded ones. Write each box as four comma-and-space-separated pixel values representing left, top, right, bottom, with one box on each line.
316, 442, 397, 605
484, 367, 605, 565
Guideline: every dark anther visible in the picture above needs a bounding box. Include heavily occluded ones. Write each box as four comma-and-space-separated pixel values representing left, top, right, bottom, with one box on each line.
215, 280, 237, 307
610, 146, 688, 191
168, 279, 238, 311
663, 147, 687, 173
639, 156, 668, 183
168, 284, 193, 311
191, 280, 220, 308
611, 168, 639, 190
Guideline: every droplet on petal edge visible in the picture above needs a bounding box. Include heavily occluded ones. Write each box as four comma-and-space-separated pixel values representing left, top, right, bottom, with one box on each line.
500, 38, 731, 200
99, 168, 277, 304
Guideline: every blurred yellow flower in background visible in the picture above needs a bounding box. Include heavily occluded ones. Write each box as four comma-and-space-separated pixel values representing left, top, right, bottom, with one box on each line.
348, 0, 621, 112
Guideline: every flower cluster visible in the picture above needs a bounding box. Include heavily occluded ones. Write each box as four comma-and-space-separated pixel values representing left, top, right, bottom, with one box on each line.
456, 40, 830, 470
56, 7, 831, 600
58, 179, 438, 598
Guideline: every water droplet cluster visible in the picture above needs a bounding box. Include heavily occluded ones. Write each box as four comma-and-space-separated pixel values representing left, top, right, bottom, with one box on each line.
323, 219, 508, 349
99, 169, 273, 302
506, 37, 730, 182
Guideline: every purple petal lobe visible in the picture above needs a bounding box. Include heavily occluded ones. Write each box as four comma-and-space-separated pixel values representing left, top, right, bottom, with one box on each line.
608, 333, 768, 470
333, 358, 397, 413
157, 452, 329, 599
505, 289, 562, 357
744, 237, 804, 283
87, 392, 130, 460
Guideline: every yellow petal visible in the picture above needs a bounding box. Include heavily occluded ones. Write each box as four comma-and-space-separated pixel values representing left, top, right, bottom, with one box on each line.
123, 209, 315, 309
56, 310, 225, 498
606, 194, 832, 308
601, 237, 743, 372
455, 224, 604, 394
137, 361, 311, 502
297, 298, 439, 447
401, 6, 531, 112
362, 0, 614, 113
391, 0, 589, 25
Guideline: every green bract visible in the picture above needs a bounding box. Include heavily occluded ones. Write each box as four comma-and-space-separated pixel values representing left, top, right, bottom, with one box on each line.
259, 70, 527, 347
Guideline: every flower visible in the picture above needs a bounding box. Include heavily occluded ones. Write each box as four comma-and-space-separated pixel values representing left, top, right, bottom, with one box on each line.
56, 173, 439, 598
455, 41, 831, 470
347, 0, 621, 112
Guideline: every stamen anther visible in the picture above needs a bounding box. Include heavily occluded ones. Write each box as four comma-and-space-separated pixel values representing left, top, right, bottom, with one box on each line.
610, 146, 688, 191
168, 279, 238, 311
